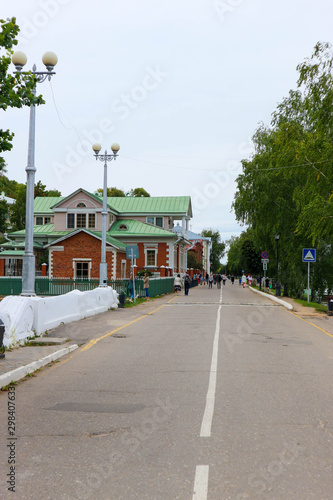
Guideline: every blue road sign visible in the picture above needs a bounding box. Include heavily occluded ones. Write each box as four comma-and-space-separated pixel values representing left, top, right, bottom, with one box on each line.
126, 245, 139, 259
302, 248, 316, 262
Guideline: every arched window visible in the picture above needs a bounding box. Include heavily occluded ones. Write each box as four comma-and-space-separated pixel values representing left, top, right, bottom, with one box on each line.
76, 202, 86, 208
118, 224, 128, 231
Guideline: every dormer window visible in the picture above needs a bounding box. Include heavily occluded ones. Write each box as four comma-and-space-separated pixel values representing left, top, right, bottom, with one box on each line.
118, 224, 128, 231
76, 202, 86, 208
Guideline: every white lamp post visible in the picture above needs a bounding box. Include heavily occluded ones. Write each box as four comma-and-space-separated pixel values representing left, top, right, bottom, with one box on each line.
12, 51, 58, 296
92, 143, 120, 286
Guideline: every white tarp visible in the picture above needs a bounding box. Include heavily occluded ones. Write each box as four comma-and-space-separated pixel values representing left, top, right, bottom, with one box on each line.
0, 287, 119, 347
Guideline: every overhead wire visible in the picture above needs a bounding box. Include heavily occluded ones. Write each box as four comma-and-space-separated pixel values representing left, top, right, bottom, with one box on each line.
48, 81, 93, 161
46, 82, 333, 175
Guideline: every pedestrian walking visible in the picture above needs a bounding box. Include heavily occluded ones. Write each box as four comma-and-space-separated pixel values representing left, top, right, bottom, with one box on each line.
143, 272, 150, 300
222, 274, 227, 286
208, 273, 213, 288
241, 274, 247, 288
184, 271, 191, 295
231, 275, 234, 285
128, 274, 134, 302
216, 273, 222, 289
174, 274, 182, 294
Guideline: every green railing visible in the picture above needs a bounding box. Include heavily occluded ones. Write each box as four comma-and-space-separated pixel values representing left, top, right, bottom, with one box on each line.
0, 276, 175, 298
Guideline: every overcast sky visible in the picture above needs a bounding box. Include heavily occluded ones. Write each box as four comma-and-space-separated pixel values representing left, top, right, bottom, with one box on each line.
2, 0, 333, 258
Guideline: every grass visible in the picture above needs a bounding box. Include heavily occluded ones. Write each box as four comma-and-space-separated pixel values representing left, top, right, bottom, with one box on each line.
124, 294, 167, 308
293, 298, 328, 313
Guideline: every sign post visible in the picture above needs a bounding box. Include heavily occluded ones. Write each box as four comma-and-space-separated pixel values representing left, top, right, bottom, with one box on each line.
126, 245, 139, 303
261, 252, 269, 289
302, 248, 316, 303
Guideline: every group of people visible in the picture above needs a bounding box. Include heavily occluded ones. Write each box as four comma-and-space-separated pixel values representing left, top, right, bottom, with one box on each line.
174, 272, 239, 295
174, 272, 192, 295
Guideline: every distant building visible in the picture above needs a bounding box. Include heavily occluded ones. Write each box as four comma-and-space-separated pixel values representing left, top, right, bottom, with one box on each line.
172, 223, 212, 275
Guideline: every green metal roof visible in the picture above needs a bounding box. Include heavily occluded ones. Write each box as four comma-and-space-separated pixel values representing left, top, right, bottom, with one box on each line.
0, 250, 25, 256
34, 197, 65, 214
86, 230, 127, 249
1, 240, 43, 249
110, 219, 177, 237
10, 224, 71, 237
33, 194, 192, 216
107, 196, 191, 215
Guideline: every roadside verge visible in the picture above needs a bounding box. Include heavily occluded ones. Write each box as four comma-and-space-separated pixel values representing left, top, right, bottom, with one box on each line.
249, 286, 293, 310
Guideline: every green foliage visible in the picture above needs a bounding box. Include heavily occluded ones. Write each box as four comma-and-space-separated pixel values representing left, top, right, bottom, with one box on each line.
233, 42, 333, 297
187, 251, 202, 271
34, 180, 61, 197
95, 187, 125, 197
9, 183, 25, 230
0, 198, 8, 232
201, 228, 225, 272
0, 175, 62, 230
0, 18, 44, 170
226, 230, 261, 276
95, 187, 150, 197
130, 187, 150, 197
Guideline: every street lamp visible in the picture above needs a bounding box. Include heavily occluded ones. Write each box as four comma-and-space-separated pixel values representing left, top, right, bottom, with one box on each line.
92, 143, 120, 286
274, 233, 280, 297
12, 51, 58, 296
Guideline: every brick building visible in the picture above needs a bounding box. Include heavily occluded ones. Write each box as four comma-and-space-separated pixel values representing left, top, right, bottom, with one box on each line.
0, 189, 192, 279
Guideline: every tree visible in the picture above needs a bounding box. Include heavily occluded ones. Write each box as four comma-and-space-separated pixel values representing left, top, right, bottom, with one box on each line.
233, 42, 333, 297
201, 228, 225, 272
130, 187, 150, 197
0, 198, 8, 233
8, 179, 62, 230
0, 18, 44, 171
95, 187, 125, 197
10, 183, 26, 230
34, 180, 61, 197
187, 252, 202, 271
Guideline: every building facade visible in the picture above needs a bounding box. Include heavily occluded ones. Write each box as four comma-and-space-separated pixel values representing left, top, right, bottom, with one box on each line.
0, 189, 193, 279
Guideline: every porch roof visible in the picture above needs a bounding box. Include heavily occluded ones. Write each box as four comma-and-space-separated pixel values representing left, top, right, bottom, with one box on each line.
0, 250, 25, 256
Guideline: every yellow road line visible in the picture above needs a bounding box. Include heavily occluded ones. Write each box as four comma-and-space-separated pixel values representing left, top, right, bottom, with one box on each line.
289, 311, 333, 338
81, 316, 147, 352
81, 298, 175, 352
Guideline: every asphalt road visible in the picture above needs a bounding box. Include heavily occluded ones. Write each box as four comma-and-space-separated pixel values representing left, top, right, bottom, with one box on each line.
1, 283, 333, 499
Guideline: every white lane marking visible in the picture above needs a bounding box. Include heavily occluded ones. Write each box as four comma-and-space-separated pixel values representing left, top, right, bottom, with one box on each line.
192, 465, 209, 500
200, 299, 222, 437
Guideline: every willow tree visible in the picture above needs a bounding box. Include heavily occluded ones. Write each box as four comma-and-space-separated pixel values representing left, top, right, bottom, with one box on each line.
233, 42, 333, 296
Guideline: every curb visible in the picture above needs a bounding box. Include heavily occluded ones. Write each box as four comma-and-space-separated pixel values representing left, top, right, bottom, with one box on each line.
0, 344, 78, 388
249, 287, 293, 310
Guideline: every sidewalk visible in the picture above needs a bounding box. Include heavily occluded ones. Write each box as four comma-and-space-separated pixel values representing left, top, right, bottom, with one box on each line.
0, 343, 78, 388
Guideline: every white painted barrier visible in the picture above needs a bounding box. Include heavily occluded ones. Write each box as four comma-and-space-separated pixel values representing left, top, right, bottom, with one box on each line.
0, 287, 119, 347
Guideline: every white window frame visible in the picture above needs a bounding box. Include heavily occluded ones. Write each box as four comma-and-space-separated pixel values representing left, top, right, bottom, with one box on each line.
144, 244, 158, 267
72, 258, 92, 279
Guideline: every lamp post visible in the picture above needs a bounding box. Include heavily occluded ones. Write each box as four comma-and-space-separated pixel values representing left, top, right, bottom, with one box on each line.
92, 143, 120, 286
12, 51, 58, 296
274, 233, 280, 297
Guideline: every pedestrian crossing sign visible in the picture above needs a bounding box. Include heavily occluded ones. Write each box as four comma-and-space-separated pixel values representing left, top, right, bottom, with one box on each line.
302, 248, 316, 262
